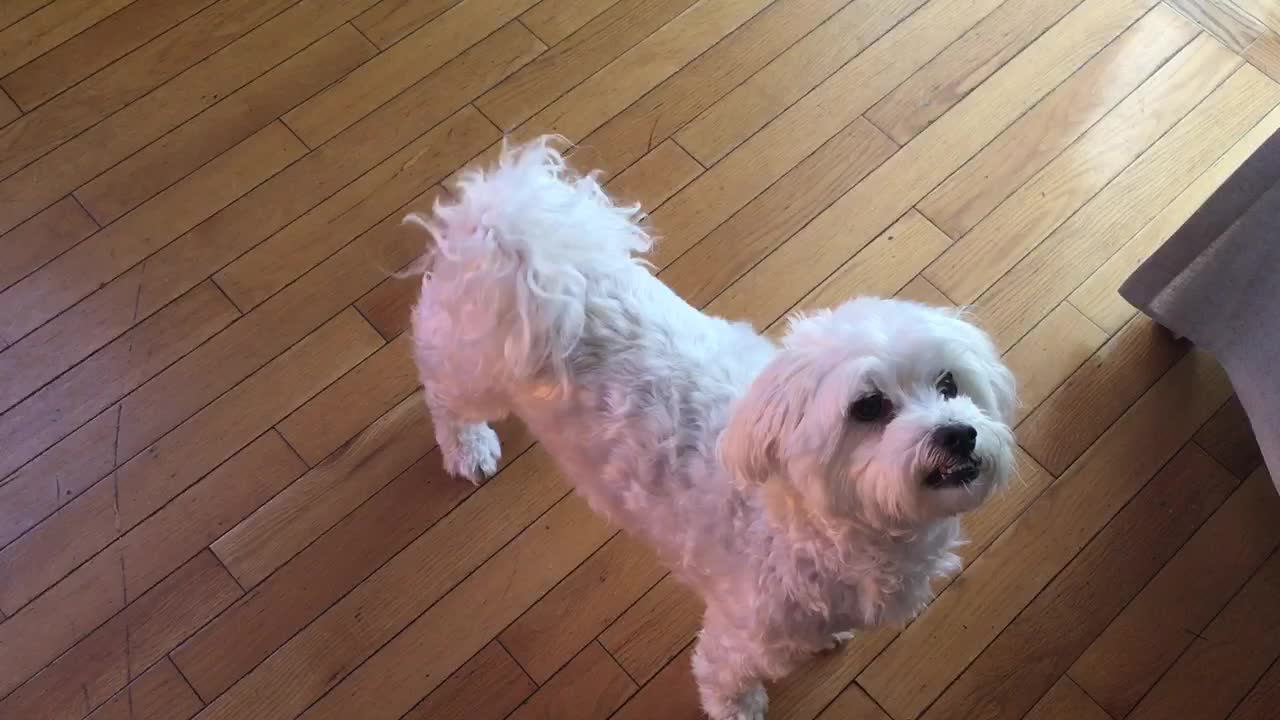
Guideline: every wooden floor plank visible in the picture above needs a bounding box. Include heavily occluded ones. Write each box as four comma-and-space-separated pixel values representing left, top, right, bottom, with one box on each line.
0, 89, 497, 435
0, 309, 379, 639
0, 431, 299, 711
475, 0, 701, 131
171, 422, 532, 700
858, 350, 1232, 720
107, 184, 434, 469
189, 446, 567, 720
0, 0, 138, 80
115, 308, 379, 526
0, 0, 299, 199
921, 445, 1238, 720
925, 29, 1232, 304
660, 118, 897, 308
672, 0, 928, 167
0, 0, 218, 112
0, 0, 389, 242
706, 0, 1168, 330
781, 209, 953, 321
0, 122, 303, 348
210, 23, 536, 311
211, 393, 433, 587
2, 0, 1276, 716
0, 410, 116, 548
1023, 676, 1111, 720
283, 0, 541, 146
501, 530, 666, 683
354, 273, 427, 341
610, 645, 702, 720
599, 573, 703, 683
652, 0, 1002, 271
1196, 397, 1265, 479
0, 85, 18, 124
402, 642, 536, 720
296, 492, 615, 720
578, 0, 860, 180
1127, 548, 1280, 720
1249, 31, 1280, 82
85, 658, 204, 720
212, 105, 492, 309
0, 281, 241, 507
1237, 0, 1280, 34
0, 550, 242, 717
1230, 656, 1280, 720
1001, 303, 1107, 425
918, 17, 1200, 239
1168, 0, 1266, 53
458, 0, 780, 182
276, 333, 419, 465
973, 64, 1280, 352
865, 0, 1081, 145
0, 195, 98, 293
352, 0, 461, 48
604, 140, 704, 211
1068, 102, 1280, 333
519, 0, 621, 46
0, 0, 57, 33
1017, 315, 1186, 475
507, 642, 637, 720
1070, 466, 1280, 718
74, 23, 376, 226
815, 684, 891, 720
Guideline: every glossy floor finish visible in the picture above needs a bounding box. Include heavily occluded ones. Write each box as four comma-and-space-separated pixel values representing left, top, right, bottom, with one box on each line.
0, 0, 1277, 718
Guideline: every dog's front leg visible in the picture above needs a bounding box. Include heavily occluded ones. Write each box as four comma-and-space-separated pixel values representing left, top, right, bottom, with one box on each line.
692, 622, 768, 720
423, 390, 502, 485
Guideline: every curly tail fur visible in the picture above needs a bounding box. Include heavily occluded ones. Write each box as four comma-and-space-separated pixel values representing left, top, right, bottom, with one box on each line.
407, 136, 652, 393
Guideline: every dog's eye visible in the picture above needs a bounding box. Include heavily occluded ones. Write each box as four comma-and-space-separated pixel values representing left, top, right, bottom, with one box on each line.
937, 371, 958, 399
850, 393, 890, 422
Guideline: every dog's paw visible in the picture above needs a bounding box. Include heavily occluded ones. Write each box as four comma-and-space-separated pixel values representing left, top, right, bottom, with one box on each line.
444, 424, 502, 484
827, 630, 855, 650
731, 685, 768, 720
700, 681, 767, 720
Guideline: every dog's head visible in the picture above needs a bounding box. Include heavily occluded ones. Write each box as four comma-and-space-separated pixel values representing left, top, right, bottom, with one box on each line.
719, 298, 1015, 528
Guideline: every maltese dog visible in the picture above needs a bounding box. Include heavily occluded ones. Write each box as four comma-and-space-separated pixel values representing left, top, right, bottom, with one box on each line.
408, 137, 1016, 719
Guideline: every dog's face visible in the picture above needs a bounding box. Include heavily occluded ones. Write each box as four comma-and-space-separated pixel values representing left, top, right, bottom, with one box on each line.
720, 298, 1016, 528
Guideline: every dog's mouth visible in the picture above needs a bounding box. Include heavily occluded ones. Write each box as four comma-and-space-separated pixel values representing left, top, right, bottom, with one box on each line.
925, 458, 982, 488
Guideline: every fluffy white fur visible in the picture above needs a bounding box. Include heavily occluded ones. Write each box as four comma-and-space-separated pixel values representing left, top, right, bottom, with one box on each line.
408, 137, 1017, 719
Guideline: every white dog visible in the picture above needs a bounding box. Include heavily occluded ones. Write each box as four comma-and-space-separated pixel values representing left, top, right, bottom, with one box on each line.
408, 137, 1016, 719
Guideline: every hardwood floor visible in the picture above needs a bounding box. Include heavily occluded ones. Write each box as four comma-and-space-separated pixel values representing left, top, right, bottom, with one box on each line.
0, 0, 1275, 718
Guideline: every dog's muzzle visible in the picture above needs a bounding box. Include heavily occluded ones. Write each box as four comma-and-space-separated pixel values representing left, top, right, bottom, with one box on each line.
925, 423, 981, 488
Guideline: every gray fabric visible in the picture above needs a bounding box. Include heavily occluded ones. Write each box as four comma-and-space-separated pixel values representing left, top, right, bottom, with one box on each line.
1121, 131, 1280, 487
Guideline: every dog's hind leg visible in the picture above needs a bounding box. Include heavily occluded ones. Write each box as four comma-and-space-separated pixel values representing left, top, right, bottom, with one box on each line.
692, 623, 769, 720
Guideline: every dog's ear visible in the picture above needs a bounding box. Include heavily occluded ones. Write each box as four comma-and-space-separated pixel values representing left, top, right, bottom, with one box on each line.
718, 349, 820, 484
983, 358, 1017, 424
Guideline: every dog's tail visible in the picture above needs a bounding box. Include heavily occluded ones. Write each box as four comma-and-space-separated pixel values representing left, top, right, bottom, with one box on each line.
407, 136, 652, 389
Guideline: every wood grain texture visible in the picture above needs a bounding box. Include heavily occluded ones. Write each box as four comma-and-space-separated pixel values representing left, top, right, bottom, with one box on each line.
1070, 466, 1280, 717
0, 0, 218, 111
0, 1, 1273, 718
707, 0, 1169, 330
918, 14, 1195, 237
926, 24, 1224, 303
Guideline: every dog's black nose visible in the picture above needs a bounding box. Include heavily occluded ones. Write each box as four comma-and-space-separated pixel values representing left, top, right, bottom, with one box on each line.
935, 423, 977, 457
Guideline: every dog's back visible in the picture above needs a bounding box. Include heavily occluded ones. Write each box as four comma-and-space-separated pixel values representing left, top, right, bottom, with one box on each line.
408, 137, 776, 574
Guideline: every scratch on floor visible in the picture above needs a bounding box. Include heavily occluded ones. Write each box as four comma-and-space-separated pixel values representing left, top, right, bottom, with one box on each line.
127, 262, 147, 354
